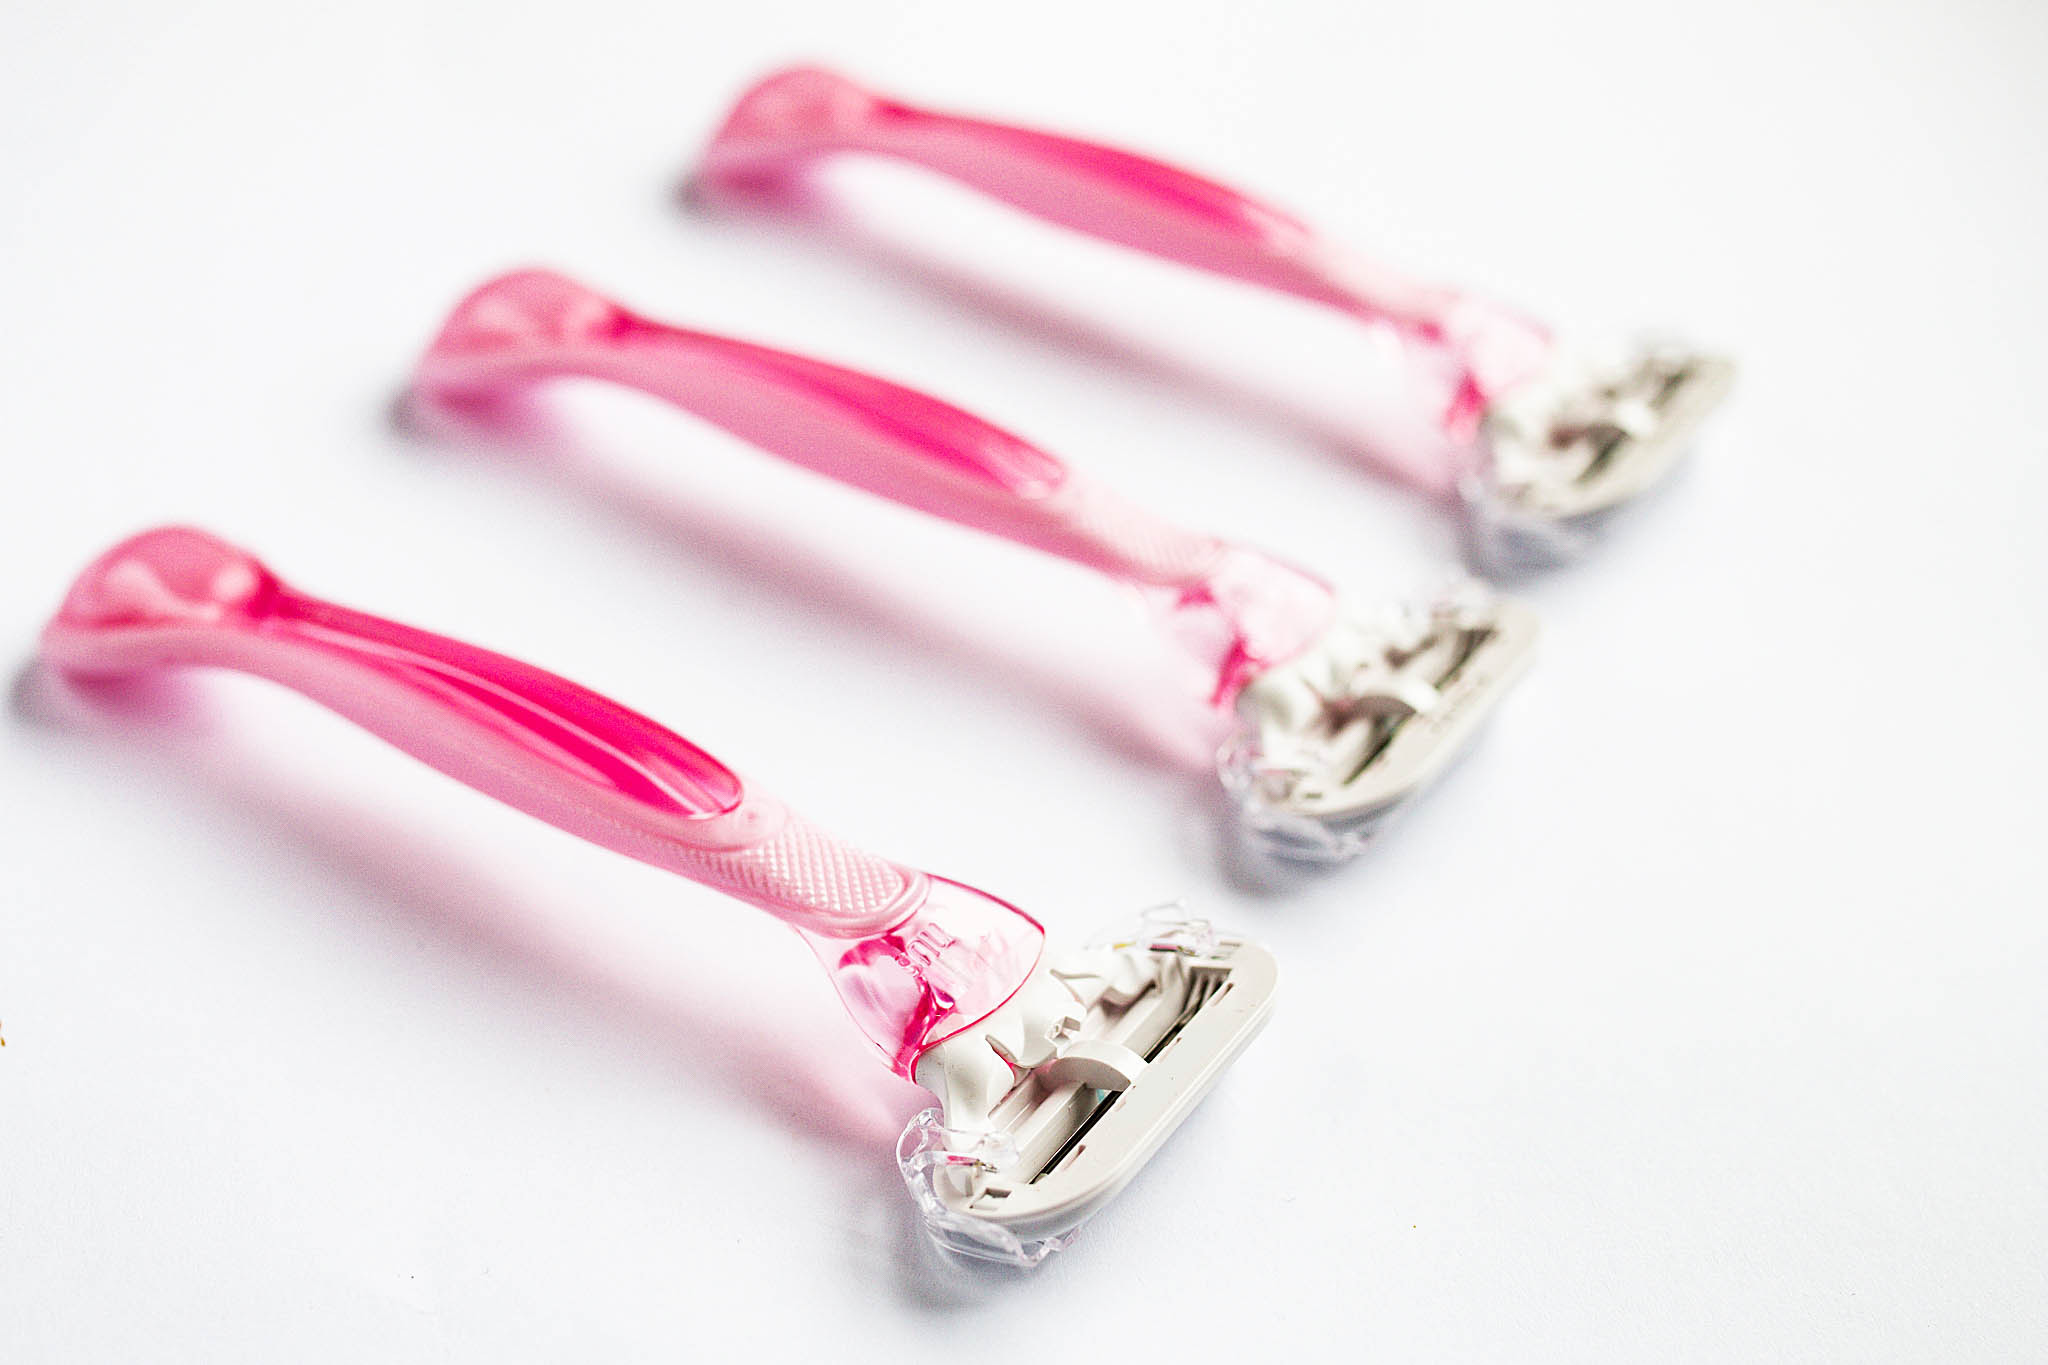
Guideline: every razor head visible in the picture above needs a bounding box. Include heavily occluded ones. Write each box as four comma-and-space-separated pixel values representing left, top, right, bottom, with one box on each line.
901, 909, 1276, 1266
1464, 342, 1734, 574
1220, 584, 1538, 864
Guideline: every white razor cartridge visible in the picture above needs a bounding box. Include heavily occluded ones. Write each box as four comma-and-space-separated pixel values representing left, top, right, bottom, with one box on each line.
1466, 343, 1737, 574
902, 909, 1277, 1265
1222, 584, 1540, 863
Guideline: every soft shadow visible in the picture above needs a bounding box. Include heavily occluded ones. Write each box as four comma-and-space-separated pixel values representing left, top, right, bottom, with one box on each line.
396, 387, 1218, 777
830, 1165, 1058, 1311
687, 178, 1464, 513
12, 659, 915, 1169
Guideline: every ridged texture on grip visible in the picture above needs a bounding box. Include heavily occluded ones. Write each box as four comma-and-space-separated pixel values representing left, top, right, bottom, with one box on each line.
41, 527, 1050, 1079
674, 811, 915, 925
1050, 478, 1223, 586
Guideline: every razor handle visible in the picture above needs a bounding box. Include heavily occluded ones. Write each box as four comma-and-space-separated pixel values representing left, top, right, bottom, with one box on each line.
413, 270, 1335, 700
693, 66, 1551, 418
41, 527, 1043, 1075
414, 269, 1226, 589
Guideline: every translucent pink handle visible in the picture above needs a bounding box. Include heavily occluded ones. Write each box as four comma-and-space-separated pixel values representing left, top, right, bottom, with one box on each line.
413, 270, 1337, 704
694, 66, 1553, 425
41, 527, 1043, 1076
414, 269, 1225, 589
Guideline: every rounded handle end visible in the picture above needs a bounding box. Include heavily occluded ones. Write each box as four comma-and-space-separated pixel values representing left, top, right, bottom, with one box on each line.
424, 269, 627, 365
411, 269, 640, 417
54, 526, 272, 633
43, 526, 276, 676
699, 65, 883, 188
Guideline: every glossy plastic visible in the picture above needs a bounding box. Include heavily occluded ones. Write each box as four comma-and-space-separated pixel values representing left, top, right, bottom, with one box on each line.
41, 527, 1043, 1076
413, 269, 1336, 703
694, 66, 1554, 430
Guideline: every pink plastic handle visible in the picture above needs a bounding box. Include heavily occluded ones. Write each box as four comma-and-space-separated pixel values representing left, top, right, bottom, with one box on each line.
694, 66, 1554, 426
414, 269, 1226, 590
412, 270, 1338, 702
41, 527, 1043, 1076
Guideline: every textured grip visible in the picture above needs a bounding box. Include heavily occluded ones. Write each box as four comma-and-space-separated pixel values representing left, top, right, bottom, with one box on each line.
672, 811, 915, 931
38, 526, 915, 936
40, 527, 1048, 1076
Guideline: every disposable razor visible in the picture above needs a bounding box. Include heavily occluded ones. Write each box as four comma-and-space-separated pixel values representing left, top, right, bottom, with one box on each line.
690, 66, 1735, 574
410, 270, 1538, 862
40, 526, 1276, 1267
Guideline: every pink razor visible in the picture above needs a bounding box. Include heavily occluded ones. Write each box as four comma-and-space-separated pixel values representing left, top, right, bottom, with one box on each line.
41, 526, 1278, 1267
692, 66, 1734, 573
411, 270, 1538, 863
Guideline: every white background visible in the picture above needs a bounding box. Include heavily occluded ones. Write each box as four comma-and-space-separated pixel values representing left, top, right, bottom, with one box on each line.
3, 1, 2044, 1359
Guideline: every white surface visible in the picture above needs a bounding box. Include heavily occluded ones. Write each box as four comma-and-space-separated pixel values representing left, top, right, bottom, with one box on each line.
3, 1, 2044, 1359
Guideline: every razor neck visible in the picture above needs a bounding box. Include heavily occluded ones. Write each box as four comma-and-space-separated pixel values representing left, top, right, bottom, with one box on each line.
1148, 544, 1339, 705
